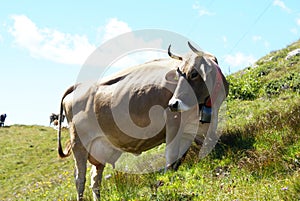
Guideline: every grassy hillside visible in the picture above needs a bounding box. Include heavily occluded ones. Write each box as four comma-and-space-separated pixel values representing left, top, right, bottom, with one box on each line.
1, 40, 300, 200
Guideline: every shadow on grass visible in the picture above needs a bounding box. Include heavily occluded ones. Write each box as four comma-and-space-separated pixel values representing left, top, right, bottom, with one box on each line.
211, 128, 256, 160
212, 103, 300, 160
0, 125, 11, 128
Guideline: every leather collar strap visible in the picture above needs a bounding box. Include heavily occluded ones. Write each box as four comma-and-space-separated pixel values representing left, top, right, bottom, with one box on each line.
205, 65, 223, 107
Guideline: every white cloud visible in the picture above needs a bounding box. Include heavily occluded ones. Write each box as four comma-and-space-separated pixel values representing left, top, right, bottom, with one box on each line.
192, 2, 215, 16
290, 28, 298, 35
251, 35, 270, 49
223, 52, 256, 69
273, 0, 291, 13
0, 34, 3, 43
222, 36, 228, 48
252, 35, 262, 42
297, 18, 300, 26
8, 15, 164, 72
104, 50, 166, 76
264, 41, 270, 49
101, 18, 132, 42
9, 15, 96, 65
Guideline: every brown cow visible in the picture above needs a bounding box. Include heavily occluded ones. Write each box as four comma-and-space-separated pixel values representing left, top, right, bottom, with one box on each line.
57, 42, 229, 200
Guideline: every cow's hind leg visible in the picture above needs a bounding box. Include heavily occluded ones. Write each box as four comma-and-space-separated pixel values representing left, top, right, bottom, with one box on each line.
73, 146, 88, 201
90, 163, 105, 201
71, 126, 89, 201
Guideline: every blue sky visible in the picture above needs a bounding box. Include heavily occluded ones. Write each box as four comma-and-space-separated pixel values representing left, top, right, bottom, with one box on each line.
0, 0, 299, 125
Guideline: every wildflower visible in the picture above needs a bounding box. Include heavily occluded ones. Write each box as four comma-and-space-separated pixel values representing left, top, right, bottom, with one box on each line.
105, 174, 112, 180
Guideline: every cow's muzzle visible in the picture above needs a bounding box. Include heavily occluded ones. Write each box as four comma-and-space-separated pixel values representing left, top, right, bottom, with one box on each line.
168, 97, 191, 112
168, 99, 179, 112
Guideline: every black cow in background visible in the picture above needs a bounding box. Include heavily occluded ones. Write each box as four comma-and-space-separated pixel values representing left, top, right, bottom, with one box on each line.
0, 114, 7, 127
49, 113, 65, 126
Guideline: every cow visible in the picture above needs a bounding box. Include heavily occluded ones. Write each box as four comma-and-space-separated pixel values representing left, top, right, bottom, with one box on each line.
57, 42, 229, 201
50, 113, 65, 126
0, 114, 7, 127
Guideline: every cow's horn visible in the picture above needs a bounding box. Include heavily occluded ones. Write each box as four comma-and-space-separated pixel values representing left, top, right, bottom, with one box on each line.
168, 45, 183, 60
188, 41, 204, 56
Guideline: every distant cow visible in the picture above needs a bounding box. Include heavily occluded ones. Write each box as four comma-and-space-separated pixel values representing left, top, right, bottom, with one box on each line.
49, 113, 65, 126
58, 42, 229, 200
0, 114, 7, 127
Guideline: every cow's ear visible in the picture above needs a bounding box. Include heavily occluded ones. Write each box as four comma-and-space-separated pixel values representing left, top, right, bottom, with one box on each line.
212, 56, 218, 64
165, 69, 178, 83
204, 52, 218, 65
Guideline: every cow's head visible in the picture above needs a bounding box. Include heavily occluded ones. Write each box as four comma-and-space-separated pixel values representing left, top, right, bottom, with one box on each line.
168, 42, 228, 113
166, 42, 229, 158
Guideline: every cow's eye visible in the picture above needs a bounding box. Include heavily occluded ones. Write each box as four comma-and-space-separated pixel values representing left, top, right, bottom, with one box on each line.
190, 71, 199, 79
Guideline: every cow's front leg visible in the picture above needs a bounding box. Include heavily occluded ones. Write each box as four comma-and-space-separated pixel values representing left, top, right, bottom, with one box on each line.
171, 131, 195, 170
90, 164, 105, 201
165, 111, 183, 171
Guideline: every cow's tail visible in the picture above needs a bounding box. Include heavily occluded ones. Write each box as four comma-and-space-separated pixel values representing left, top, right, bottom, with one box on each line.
57, 84, 77, 158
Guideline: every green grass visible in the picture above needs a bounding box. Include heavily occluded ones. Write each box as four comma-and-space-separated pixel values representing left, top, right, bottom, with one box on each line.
1, 40, 300, 200
0, 126, 75, 200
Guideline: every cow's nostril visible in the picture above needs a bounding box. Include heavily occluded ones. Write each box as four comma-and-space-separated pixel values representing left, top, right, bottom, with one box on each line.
168, 100, 179, 111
